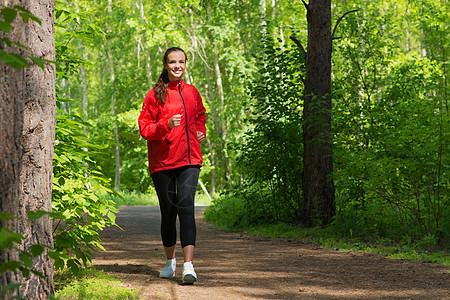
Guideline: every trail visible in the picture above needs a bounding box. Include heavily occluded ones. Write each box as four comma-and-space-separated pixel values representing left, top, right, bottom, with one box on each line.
92, 206, 449, 299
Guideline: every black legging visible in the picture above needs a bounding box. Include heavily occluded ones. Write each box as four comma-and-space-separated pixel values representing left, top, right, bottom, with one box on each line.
151, 166, 200, 248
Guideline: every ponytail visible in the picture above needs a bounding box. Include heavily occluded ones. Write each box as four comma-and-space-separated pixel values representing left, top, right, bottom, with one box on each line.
154, 69, 169, 104
153, 47, 187, 104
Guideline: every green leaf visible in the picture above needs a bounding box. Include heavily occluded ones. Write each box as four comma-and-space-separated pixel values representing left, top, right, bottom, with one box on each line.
0, 37, 13, 47
55, 9, 64, 20
0, 52, 29, 70
27, 210, 48, 221
20, 267, 30, 278
107, 211, 116, 224
13, 5, 31, 13
48, 251, 65, 270
0, 20, 12, 33
0, 283, 22, 293
31, 269, 45, 278
11, 41, 29, 50
30, 244, 45, 257
19, 252, 32, 267
19, 12, 42, 25
67, 259, 80, 275
29, 56, 45, 70
1, 7, 17, 23
0, 261, 21, 273
0, 228, 25, 248
0, 212, 15, 221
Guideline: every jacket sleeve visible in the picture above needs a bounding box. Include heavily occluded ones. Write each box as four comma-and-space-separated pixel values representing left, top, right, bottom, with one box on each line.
194, 87, 206, 135
138, 90, 171, 141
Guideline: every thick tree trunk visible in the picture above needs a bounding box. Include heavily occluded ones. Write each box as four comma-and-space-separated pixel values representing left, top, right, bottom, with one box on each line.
301, 0, 336, 226
0, 0, 56, 298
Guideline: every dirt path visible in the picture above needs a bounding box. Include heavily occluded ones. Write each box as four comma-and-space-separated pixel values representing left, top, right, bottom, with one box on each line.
92, 206, 449, 299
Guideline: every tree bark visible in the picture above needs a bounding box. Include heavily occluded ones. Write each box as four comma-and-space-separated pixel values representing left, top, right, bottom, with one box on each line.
0, 0, 56, 298
301, 0, 336, 226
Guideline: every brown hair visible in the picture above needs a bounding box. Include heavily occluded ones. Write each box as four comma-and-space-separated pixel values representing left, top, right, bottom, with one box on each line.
153, 47, 187, 104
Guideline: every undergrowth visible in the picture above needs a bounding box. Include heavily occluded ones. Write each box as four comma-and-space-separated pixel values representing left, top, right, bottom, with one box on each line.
244, 223, 450, 266
204, 198, 450, 267
55, 268, 137, 299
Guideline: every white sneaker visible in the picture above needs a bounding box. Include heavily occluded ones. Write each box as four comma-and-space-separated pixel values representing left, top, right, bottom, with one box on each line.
182, 261, 197, 284
159, 258, 176, 278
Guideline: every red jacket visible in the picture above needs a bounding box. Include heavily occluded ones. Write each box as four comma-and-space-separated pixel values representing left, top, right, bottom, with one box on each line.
138, 80, 206, 175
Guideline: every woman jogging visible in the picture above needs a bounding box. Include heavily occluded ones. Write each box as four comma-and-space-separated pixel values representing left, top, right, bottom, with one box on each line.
138, 47, 206, 284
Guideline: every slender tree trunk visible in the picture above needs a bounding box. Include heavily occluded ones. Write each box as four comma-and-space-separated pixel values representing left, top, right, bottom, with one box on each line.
107, 0, 121, 191
0, 1, 56, 298
79, 52, 88, 122
107, 46, 121, 192
212, 55, 232, 185
76, 0, 88, 126
201, 2, 234, 189
301, 0, 335, 226
207, 136, 216, 196
138, 0, 153, 87
202, 54, 217, 196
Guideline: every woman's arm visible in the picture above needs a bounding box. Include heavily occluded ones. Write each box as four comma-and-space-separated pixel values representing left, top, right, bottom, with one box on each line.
194, 88, 206, 138
138, 91, 171, 141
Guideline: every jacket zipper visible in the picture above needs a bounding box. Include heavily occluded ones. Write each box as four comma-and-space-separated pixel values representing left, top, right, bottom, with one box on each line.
179, 81, 191, 165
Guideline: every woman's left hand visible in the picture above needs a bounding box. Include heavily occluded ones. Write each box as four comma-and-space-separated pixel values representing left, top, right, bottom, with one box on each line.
197, 131, 205, 143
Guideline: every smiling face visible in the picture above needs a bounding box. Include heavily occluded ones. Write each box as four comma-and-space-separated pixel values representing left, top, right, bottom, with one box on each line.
165, 51, 186, 82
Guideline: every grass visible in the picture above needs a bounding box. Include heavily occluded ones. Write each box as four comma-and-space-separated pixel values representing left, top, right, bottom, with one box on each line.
203, 195, 449, 267
55, 268, 137, 299
100, 190, 213, 207
236, 223, 450, 267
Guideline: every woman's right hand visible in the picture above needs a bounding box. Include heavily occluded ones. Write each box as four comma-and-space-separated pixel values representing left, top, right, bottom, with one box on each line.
168, 114, 183, 128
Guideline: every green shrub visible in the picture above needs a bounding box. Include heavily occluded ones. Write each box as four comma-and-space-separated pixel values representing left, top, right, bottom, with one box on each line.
204, 192, 248, 230
51, 112, 119, 275
236, 31, 304, 225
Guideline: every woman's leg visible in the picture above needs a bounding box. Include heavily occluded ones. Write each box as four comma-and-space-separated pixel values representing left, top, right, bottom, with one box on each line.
182, 245, 195, 262
164, 245, 176, 260
152, 169, 178, 255
176, 166, 200, 261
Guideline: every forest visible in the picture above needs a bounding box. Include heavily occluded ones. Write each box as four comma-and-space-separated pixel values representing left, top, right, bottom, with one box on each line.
53, 0, 448, 239
0, 0, 448, 298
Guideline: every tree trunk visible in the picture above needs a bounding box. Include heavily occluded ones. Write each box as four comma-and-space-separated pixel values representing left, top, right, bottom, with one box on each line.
76, 0, 88, 126
202, 53, 217, 196
207, 136, 216, 196
212, 55, 232, 185
107, 0, 121, 192
301, 0, 336, 226
138, 0, 153, 87
0, 1, 56, 298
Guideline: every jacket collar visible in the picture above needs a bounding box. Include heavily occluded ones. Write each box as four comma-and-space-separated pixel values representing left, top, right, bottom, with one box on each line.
168, 79, 185, 90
